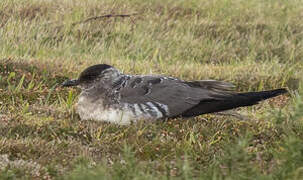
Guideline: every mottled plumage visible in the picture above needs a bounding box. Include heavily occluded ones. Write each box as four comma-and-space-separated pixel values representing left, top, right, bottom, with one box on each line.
62, 64, 287, 125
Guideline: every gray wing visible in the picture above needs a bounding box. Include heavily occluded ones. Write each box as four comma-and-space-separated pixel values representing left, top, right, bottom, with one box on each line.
119, 75, 235, 118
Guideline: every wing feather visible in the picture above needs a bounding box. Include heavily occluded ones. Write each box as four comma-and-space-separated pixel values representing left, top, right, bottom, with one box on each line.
119, 76, 229, 117
118, 76, 286, 119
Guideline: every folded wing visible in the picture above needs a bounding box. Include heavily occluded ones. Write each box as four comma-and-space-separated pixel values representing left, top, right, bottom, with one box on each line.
119, 76, 236, 118
119, 76, 287, 119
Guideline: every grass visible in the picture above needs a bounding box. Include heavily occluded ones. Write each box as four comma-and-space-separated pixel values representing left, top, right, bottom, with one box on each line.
0, 0, 303, 179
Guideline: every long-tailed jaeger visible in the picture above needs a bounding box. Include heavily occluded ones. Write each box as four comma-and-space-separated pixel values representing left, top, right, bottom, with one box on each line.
62, 64, 287, 125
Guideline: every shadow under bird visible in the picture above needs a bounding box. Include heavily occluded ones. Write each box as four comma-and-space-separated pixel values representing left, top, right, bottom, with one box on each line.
62, 64, 287, 125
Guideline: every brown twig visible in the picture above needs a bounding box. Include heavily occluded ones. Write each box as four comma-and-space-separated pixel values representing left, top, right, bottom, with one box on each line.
71, 13, 139, 26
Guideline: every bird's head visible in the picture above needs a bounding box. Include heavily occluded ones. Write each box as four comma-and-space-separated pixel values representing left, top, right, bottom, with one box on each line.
62, 64, 121, 90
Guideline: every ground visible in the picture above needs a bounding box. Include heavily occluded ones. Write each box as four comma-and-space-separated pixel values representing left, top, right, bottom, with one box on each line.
0, 0, 303, 179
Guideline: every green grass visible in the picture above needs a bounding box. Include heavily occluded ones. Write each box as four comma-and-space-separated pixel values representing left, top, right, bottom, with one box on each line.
0, 0, 303, 179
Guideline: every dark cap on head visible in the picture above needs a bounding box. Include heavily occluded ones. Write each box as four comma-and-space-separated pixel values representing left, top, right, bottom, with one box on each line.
61, 64, 113, 87
78, 64, 112, 83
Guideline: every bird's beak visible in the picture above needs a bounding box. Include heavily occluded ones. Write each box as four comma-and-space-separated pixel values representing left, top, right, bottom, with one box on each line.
61, 79, 79, 87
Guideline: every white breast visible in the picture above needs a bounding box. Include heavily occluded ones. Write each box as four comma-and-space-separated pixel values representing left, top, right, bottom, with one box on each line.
76, 95, 148, 125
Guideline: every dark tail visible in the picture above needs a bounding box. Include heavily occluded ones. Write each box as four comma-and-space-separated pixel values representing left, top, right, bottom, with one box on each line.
181, 88, 287, 117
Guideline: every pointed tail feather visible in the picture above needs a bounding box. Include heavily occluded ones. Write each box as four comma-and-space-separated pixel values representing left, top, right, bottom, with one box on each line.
181, 88, 287, 117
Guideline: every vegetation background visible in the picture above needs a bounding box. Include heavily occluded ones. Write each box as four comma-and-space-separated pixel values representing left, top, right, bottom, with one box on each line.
0, 0, 302, 179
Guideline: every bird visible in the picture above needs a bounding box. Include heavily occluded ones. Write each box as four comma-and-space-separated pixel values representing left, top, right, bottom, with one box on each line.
62, 64, 287, 125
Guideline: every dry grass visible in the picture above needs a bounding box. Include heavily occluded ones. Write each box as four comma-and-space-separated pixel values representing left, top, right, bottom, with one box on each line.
0, 0, 303, 179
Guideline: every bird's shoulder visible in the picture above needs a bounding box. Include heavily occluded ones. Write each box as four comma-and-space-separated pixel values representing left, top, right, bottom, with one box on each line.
120, 75, 185, 95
